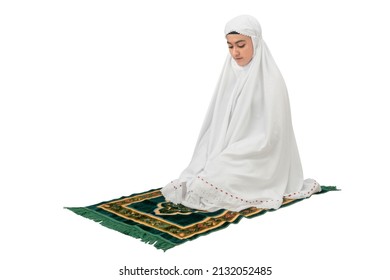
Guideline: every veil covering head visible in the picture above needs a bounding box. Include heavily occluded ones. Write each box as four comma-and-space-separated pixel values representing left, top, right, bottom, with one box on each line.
162, 15, 319, 211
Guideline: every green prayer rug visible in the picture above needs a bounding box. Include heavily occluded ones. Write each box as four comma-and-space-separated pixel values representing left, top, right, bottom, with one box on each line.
66, 186, 337, 251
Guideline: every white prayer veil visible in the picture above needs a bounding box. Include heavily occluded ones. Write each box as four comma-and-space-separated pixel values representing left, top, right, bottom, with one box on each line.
162, 15, 319, 211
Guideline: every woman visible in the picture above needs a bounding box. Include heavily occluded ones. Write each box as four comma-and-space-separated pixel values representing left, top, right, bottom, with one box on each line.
162, 15, 320, 212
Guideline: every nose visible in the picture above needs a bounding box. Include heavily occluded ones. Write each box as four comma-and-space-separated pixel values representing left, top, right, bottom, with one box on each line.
233, 47, 240, 57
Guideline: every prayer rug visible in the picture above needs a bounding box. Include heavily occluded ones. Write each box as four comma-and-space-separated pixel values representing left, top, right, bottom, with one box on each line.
66, 186, 337, 251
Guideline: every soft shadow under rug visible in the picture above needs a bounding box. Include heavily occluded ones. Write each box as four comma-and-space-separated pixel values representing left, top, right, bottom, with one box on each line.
66, 186, 337, 251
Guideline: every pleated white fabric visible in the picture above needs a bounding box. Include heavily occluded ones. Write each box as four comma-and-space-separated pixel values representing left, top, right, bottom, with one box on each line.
161, 15, 320, 212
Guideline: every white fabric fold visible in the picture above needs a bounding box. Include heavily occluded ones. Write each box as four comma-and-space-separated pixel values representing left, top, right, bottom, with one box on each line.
161, 15, 319, 211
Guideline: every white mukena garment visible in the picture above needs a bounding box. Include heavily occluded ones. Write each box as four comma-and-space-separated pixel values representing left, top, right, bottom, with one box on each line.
162, 15, 320, 212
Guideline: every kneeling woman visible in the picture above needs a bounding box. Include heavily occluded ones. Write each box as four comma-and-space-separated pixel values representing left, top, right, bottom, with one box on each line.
162, 15, 320, 212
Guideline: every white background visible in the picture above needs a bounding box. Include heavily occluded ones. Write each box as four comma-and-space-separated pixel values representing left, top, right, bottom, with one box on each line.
1, 0, 389, 279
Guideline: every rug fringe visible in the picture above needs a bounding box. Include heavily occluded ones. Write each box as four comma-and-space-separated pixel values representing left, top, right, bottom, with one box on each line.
65, 207, 176, 251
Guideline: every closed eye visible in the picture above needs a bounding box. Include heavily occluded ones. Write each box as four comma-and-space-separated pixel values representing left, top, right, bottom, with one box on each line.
227, 44, 246, 49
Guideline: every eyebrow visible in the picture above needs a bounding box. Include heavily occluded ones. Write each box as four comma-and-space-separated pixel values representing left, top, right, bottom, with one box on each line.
227, 39, 246, 45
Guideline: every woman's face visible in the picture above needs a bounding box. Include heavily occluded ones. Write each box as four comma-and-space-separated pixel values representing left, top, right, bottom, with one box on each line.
226, 34, 254, 66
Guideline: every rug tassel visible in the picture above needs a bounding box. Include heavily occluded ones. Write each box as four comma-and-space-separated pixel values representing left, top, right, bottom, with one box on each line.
65, 207, 175, 251
320, 186, 340, 192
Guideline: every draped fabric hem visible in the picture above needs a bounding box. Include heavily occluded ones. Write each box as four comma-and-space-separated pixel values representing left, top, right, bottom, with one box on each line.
161, 176, 321, 212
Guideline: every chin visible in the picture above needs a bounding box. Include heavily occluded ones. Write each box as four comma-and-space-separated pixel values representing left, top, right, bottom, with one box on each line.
237, 61, 248, 66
